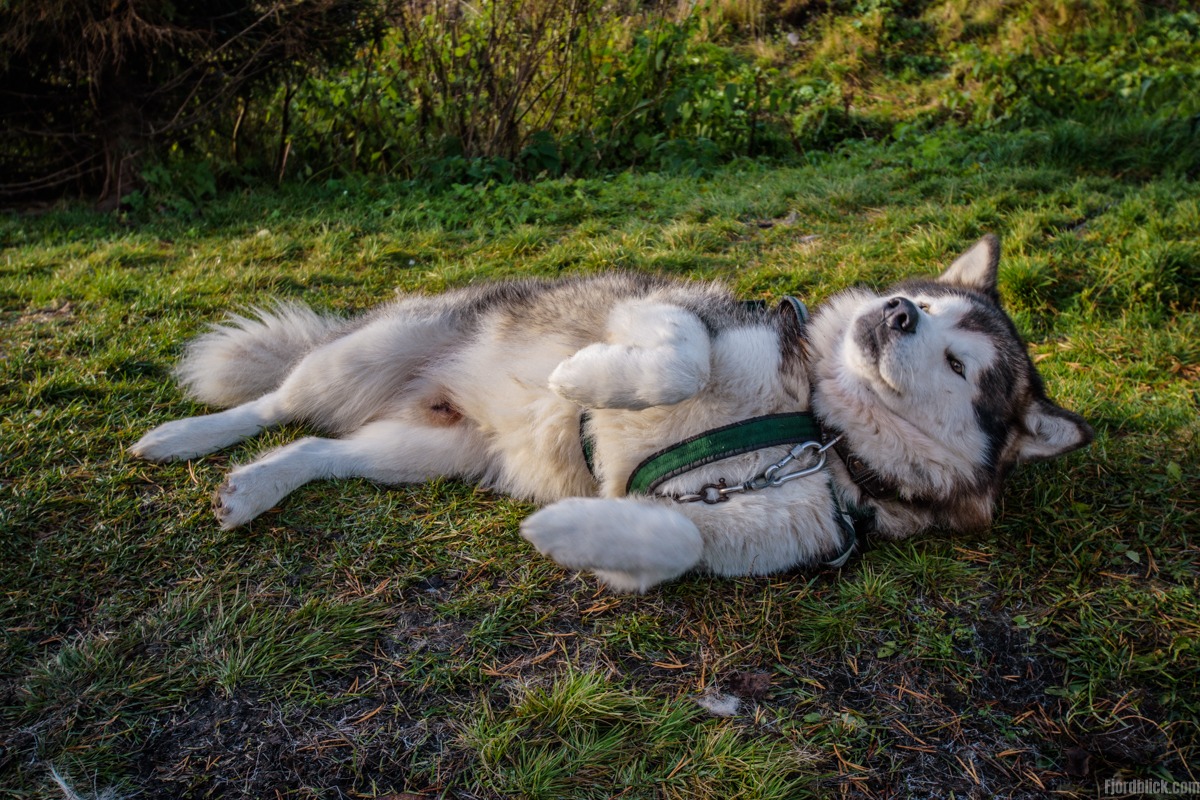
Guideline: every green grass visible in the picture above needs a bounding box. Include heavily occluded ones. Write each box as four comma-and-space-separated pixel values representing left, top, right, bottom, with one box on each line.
1, 125, 1197, 798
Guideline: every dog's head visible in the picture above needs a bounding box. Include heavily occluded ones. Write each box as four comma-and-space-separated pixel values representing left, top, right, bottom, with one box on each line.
808, 235, 1093, 537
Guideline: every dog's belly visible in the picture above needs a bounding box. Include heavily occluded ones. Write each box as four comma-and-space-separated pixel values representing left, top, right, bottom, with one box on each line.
436, 328, 597, 503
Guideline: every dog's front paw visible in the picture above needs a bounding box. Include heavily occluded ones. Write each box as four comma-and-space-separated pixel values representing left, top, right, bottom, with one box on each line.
521, 498, 704, 592
548, 344, 624, 408
549, 340, 707, 410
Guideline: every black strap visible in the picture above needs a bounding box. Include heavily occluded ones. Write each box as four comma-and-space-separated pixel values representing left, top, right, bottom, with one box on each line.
779, 295, 809, 324
580, 410, 596, 477
831, 437, 903, 502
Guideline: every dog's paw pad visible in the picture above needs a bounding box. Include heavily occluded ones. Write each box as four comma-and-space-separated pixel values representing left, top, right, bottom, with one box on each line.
213, 481, 232, 521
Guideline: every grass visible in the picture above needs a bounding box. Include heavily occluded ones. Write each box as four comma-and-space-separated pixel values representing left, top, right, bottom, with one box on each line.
1, 122, 1198, 798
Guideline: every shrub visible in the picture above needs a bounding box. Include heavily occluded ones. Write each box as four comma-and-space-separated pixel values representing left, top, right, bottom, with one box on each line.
279, 4, 837, 183
0, 0, 387, 207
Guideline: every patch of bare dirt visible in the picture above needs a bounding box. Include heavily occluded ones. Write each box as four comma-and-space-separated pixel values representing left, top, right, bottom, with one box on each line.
138, 684, 454, 799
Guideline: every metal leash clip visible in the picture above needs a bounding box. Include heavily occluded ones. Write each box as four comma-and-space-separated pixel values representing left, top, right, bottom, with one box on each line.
678, 478, 743, 504
674, 435, 842, 504
757, 436, 841, 488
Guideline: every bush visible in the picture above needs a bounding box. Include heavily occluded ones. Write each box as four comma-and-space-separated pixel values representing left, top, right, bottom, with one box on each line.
278, 4, 838, 183
0, 0, 387, 207
5, 0, 1196, 204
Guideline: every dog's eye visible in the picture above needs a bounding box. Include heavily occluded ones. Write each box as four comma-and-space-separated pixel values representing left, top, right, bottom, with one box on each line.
918, 302, 931, 312
947, 353, 966, 378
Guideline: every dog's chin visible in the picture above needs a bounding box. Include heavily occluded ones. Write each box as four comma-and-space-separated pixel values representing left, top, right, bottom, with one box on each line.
848, 313, 900, 394
845, 334, 904, 398
875, 351, 914, 396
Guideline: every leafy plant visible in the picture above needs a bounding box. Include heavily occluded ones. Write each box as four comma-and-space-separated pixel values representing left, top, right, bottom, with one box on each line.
955, 9, 1200, 127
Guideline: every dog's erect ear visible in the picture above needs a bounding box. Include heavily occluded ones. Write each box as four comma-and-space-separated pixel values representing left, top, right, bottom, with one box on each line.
938, 234, 1001, 303
1018, 399, 1094, 461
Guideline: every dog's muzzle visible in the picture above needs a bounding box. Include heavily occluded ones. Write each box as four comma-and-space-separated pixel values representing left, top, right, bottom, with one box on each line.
883, 296, 920, 334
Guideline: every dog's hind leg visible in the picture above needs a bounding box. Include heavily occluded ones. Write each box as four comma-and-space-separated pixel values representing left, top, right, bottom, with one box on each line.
212, 418, 485, 529
133, 307, 460, 462
548, 299, 710, 409
130, 391, 291, 462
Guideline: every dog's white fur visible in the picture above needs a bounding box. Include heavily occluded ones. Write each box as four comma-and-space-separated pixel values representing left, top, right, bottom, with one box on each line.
132, 238, 1092, 591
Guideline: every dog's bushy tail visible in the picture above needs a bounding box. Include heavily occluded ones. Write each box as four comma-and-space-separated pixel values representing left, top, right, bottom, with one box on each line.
174, 302, 344, 408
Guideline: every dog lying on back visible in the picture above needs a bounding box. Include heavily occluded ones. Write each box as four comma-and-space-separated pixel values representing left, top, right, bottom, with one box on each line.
132, 235, 1092, 591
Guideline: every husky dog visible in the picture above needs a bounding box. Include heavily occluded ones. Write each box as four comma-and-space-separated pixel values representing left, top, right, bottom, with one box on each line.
132, 235, 1092, 591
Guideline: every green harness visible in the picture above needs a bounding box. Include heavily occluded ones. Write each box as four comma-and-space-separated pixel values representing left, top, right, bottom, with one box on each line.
625, 412, 822, 495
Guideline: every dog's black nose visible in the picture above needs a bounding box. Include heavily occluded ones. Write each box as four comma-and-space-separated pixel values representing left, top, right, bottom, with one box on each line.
884, 297, 919, 333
